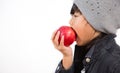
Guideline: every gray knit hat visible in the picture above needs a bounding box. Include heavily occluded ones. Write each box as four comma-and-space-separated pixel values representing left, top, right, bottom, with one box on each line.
73, 0, 120, 34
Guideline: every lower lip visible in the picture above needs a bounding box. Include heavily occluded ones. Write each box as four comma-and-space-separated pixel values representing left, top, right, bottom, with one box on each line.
75, 37, 78, 42
76, 37, 81, 44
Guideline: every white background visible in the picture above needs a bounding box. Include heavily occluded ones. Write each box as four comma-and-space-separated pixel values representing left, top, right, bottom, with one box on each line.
0, 0, 120, 73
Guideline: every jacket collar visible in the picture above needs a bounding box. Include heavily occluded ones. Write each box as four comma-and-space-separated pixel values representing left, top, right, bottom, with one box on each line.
85, 45, 95, 58
83, 34, 116, 65
85, 34, 116, 59
74, 34, 116, 62
92, 34, 116, 59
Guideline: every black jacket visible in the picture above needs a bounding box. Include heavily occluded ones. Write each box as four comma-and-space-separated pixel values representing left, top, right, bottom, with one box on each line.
55, 34, 120, 73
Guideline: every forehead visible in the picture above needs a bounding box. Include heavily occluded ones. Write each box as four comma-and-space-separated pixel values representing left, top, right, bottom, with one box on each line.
74, 12, 82, 15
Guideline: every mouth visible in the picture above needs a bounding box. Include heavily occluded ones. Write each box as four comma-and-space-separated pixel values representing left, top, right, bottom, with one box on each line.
71, 28, 77, 39
72, 28, 77, 40
70, 27, 78, 41
75, 34, 78, 40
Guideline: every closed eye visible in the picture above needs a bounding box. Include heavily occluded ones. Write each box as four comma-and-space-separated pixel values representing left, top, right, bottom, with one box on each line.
73, 15, 78, 17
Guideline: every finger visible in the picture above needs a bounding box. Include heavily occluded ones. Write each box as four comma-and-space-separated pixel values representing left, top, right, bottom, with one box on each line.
54, 31, 60, 45
60, 35, 64, 46
51, 30, 57, 41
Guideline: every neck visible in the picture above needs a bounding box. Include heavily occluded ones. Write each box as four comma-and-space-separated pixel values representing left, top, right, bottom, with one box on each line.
84, 32, 106, 52
92, 31, 101, 40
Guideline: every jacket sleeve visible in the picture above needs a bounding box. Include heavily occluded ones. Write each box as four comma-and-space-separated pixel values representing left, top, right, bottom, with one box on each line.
55, 45, 86, 73
55, 60, 74, 73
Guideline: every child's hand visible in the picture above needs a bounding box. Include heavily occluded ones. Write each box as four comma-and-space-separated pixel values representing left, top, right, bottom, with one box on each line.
51, 30, 73, 57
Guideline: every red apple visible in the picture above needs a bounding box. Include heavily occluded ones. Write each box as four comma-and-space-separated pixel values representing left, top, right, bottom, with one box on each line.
57, 26, 76, 46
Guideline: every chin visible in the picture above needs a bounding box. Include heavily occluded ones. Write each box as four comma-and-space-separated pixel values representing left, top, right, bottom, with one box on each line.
76, 36, 85, 46
76, 41, 86, 46
76, 41, 82, 46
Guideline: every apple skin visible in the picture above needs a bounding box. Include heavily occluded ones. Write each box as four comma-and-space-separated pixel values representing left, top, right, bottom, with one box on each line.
57, 26, 76, 46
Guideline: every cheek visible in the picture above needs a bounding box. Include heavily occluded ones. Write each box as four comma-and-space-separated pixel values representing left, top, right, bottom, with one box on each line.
74, 26, 85, 40
73, 19, 87, 30
77, 28, 86, 40
74, 19, 83, 26
72, 19, 86, 38
73, 25, 89, 45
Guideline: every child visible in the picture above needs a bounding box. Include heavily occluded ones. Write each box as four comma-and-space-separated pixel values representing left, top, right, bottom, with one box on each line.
51, 0, 120, 73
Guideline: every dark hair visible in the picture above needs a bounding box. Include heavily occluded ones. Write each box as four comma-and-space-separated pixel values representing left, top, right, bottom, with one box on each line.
70, 4, 82, 15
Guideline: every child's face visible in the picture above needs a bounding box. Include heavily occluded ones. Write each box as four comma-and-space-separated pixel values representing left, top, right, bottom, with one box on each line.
69, 12, 96, 46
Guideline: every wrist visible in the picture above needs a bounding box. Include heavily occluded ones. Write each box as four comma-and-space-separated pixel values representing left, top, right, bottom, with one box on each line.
62, 55, 73, 69
62, 50, 73, 57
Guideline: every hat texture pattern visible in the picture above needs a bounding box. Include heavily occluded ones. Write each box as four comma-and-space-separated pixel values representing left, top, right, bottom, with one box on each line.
74, 0, 120, 34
